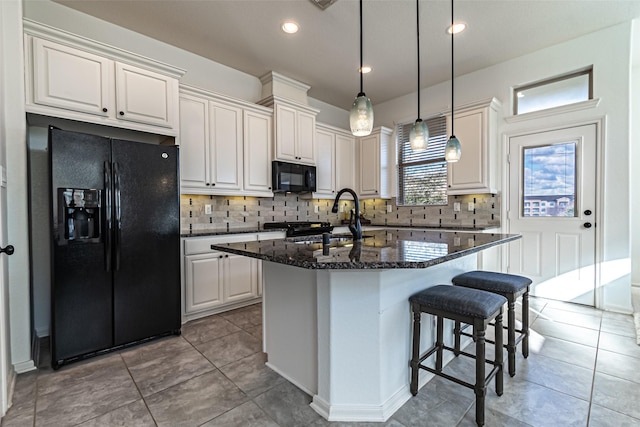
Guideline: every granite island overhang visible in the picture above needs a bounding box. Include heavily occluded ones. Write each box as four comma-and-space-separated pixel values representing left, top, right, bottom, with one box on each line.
211, 229, 520, 422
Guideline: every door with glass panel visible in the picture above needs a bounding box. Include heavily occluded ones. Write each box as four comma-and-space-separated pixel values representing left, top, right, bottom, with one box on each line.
508, 124, 596, 305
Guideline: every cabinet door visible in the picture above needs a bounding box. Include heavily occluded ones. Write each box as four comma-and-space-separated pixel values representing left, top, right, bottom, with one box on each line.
335, 133, 356, 192
32, 38, 113, 117
224, 254, 259, 303
115, 62, 176, 128
296, 110, 316, 164
314, 128, 335, 196
244, 110, 273, 194
185, 254, 223, 313
179, 95, 209, 189
209, 101, 243, 190
274, 103, 298, 162
447, 109, 486, 192
358, 134, 380, 197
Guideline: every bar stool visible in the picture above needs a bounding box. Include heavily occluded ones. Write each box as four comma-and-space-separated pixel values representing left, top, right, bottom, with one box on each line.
452, 270, 531, 377
410, 285, 506, 427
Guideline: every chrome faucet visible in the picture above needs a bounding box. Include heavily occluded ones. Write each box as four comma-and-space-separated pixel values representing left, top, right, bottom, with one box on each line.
331, 188, 362, 241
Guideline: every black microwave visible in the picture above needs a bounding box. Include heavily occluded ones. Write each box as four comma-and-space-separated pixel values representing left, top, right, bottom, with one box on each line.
272, 161, 316, 193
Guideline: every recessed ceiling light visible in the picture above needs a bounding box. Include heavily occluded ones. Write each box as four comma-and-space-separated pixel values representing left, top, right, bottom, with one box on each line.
282, 21, 299, 34
517, 92, 525, 98
359, 66, 372, 74
447, 22, 467, 35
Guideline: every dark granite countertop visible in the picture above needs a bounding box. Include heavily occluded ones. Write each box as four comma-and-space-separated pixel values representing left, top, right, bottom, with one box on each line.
209, 228, 520, 270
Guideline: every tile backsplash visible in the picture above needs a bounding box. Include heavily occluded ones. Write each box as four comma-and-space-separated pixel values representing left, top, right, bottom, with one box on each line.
181, 193, 500, 234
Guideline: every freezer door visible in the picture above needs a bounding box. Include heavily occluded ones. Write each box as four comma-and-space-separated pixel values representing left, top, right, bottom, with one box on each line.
111, 139, 180, 345
49, 127, 113, 365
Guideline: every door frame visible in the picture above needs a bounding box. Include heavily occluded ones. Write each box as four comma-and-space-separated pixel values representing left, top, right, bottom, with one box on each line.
502, 116, 605, 308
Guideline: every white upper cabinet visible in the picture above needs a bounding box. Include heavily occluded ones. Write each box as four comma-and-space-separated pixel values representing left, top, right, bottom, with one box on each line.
357, 126, 394, 199
335, 132, 356, 192
179, 85, 273, 196
209, 101, 243, 191
179, 94, 209, 190
115, 62, 176, 128
243, 110, 273, 194
32, 38, 113, 117
314, 126, 336, 197
24, 22, 183, 136
261, 97, 318, 165
446, 98, 501, 195
313, 123, 355, 199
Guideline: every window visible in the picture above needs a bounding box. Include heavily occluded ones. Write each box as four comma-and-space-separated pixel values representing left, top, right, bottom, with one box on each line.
514, 68, 592, 115
522, 142, 576, 217
397, 116, 448, 205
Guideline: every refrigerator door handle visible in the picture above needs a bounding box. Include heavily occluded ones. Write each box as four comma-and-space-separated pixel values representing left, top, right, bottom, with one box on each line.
114, 162, 122, 272
104, 161, 112, 272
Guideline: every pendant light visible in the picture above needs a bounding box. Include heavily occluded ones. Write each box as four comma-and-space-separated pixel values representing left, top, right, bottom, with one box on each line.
350, 0, 374, 136
409, 0, 428, 151
445, 0, 462, 162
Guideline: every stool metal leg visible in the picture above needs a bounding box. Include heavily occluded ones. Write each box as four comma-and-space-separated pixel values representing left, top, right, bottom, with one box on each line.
495, 310, 504, 396
522, 290, 529, 358
474, 322, 486, 427
410, 306, 421, 396
507, 300, 516, 377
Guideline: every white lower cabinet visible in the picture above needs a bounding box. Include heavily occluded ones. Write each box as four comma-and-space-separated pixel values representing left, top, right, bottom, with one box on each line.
182, 234, 262, 321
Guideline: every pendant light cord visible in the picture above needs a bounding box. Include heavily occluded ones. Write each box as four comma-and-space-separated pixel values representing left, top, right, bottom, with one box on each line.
451, 0, 455, 135
416, 0, 421, 120
359, 0, 364, 95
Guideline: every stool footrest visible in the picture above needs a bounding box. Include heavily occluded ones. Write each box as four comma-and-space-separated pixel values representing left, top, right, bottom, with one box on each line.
458, 328, 525, 348
417, 362, 501, 393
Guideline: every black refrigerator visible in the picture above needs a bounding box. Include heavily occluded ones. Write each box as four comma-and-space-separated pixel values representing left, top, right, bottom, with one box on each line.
49, 127, 181, 369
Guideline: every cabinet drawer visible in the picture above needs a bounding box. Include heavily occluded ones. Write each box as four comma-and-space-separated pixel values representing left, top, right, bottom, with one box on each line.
184, 234, 257, 255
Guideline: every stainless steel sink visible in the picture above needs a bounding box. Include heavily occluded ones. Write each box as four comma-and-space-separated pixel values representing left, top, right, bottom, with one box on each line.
285, 234, 373, 244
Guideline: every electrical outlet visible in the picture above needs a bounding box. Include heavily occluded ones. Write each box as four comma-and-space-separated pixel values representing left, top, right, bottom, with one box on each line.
205, 204, 212, 215
314, 205, 319, 213
467, 202, 474, 211
387, 205, 392, 213
453, 202, 461, 212
339, 205, 344, 213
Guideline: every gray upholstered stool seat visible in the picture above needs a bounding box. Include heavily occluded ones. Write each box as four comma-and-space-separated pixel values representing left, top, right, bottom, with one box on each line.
410, 285, 506, 427
452, 270, 531, 377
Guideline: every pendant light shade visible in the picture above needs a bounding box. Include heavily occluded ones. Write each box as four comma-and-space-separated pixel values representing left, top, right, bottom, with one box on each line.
445, 135, 461, 161
350, 0, 373, 136
350, 93, 374, 136
445, 0, 462, 162
410, 0, 428, 151
410, 119, 428, 151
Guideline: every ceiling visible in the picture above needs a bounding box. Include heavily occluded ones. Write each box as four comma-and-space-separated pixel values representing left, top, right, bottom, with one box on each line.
53, 0, 640, 110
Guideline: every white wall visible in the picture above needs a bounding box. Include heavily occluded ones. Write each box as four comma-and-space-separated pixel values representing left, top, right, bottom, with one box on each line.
3, 0, 33, 377
376, 22, 634, 312
631, 18, 640, 288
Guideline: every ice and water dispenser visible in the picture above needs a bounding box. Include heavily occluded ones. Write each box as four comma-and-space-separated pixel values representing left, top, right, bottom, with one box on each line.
58, 188, 102, 244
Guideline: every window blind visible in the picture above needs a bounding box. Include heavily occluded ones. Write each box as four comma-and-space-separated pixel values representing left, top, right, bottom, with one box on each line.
397, 116, 448, 205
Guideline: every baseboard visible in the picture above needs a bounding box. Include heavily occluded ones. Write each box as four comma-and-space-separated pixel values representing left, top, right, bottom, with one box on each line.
13, 360, 36, 374
310, 386, 412, 422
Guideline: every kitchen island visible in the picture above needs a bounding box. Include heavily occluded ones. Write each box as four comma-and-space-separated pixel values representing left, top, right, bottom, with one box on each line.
211, 228, 519, 422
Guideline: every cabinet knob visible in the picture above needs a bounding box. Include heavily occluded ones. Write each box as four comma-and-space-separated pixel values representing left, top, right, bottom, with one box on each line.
212, 183, 216, 186
119, 111, 124, 116
219, 255, 224, 258
206, 183, 210, 186
102, 108, 108, 113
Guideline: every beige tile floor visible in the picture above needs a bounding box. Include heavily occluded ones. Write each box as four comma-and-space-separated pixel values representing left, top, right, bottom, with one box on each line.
2, 296, 640, 426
